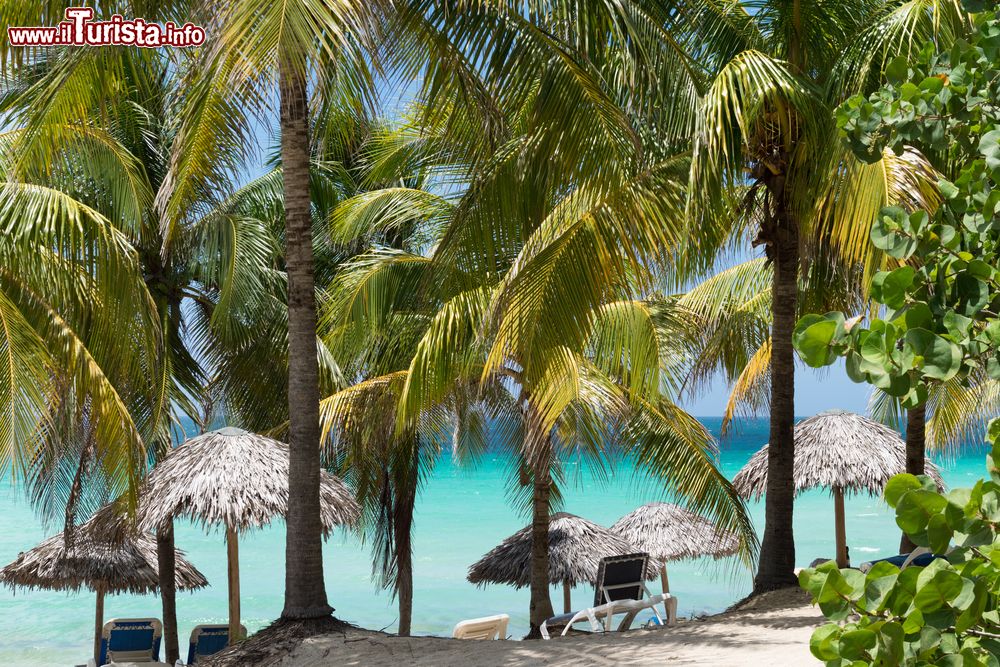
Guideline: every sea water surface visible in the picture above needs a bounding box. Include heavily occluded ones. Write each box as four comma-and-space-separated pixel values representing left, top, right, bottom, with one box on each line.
0, 417, 989, 665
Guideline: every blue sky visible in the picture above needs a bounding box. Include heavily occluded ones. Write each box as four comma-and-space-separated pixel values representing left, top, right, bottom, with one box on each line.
678, 358, 872, 417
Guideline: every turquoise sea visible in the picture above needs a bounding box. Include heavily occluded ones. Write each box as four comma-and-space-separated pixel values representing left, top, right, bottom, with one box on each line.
0, 417, 989, 665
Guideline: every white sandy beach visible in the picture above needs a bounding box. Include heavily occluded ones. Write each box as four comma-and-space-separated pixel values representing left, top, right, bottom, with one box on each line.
233, 589, 822, 666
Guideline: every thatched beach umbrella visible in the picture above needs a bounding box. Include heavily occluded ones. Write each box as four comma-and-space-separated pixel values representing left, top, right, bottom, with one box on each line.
0, 511, 207, 662
611, 502, 740, 596
468, 512, 656, 613
134, 427, 361, 642
733, 410, 944, 567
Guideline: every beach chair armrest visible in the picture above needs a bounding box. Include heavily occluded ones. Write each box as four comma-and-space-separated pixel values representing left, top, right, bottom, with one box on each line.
541, 605, 608, 640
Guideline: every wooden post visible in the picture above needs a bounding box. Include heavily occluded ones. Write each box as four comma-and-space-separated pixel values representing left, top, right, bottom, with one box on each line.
226, 527, 241, 644
94, 585, 105, 663
660, 564, 671, 621
562, 582, 571, 613
834, 486, 848, 568
157, 520, 179, 663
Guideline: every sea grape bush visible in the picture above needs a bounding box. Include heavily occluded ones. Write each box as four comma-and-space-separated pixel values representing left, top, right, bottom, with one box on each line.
791, 9, 1000, 666
793, 11, 1000, 406
798, 435, 1000, 665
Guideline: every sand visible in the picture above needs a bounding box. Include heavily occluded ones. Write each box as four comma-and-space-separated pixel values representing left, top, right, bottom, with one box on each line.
206, 588, 823, 666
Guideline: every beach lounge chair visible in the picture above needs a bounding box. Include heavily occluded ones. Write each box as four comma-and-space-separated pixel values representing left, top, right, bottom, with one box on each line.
87, 617, 163, 666
182, 624, 247, 664
452, 614, 510, 640
540, 553, 676, 640
859, 546, 945, 573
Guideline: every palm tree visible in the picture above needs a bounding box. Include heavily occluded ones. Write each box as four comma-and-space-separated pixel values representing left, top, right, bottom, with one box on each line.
0, 42, 309, 658
167, 0, 710, 631
669, 0, 972, 592
319, 104, 757, 635
159, 0, 383, 620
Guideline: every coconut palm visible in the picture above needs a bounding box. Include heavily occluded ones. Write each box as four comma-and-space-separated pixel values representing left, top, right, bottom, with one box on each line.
163, 0, 711, 634
667, 0, 973, 592
157, 0, 384, 622
0, 41, 320, 658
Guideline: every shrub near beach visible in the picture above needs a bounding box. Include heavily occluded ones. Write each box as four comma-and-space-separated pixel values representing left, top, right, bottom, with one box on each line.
798, 438, 1000, 665
791, 8, 1000, 666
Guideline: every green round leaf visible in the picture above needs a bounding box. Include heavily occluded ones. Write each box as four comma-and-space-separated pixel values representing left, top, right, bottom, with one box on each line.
810, 624, 842, 661
896, 489, 948, 535
905, 328, 962, 381
885, 56, 909, 84
885, 474, 922, 507
794, 313, 846, 368
871, 266, 915, 310
872, 207, 919, 259
839, 629, 877, 660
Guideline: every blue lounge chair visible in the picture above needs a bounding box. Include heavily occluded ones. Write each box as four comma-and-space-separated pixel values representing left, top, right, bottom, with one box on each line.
185, 624, 246, 664
860, 547, 944, 572
90, 617, 162, 666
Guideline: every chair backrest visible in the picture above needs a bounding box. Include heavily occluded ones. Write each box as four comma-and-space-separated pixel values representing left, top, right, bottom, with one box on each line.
901, 547, 933, 569
187, 624, 247, 664
99, 617, 162, 666
594, 553, 650, 606
452, 614, 510, 640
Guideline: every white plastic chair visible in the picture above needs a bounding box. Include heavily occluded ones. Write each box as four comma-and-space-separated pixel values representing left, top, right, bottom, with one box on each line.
452, 614, 510, 640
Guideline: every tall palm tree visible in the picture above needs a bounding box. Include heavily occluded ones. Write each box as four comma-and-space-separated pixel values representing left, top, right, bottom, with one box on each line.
168, 0, 708, 631
0, 41, 308, 658
671, 0, 971, 592
160, 0, 381, 621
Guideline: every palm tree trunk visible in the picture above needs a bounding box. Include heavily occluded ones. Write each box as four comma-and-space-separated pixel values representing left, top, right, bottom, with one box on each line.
900, 404, 926, 553
753, 197, 799, 593
279, 49, 331, 621
394, 455, 417, 636
157, 522, 179, 663
527, 456, 554, 638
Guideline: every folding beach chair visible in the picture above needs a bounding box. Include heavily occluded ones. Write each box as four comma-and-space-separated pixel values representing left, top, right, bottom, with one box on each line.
859, 546, 946, 573
90, 617, 162, 666
184, 624, 247, 664
540, 553, 677, 639
452, 614, 510, 640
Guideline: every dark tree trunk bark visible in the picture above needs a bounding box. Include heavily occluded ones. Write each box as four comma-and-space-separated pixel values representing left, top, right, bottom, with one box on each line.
753, 195, 800, 593
526, 453, 554, 638
900, 404, 927, 553
279, 50, 331, 621
394, 464, 416, 637
157, 521, 178, 663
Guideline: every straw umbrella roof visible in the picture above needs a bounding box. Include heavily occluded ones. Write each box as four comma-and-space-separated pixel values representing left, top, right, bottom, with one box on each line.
0, 515, 207, 595
135, 427, 360, 533
733, 410, 945, 499
467, 512, 657, 588
610, 503, 740, 562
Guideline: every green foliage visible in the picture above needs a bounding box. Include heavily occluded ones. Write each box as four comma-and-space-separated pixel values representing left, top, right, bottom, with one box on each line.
796, 10, 1000, 665
800, 434, 1000, 666
794, 12, 1000, 410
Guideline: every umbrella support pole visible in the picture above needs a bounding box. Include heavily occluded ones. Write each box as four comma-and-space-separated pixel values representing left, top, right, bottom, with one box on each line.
94, 585, 105, 663
834, 486, 848, 568
660, 565, 671, 620
562, 582, 571, 613
226, 527, 241, 644
660, 564, 670, 594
